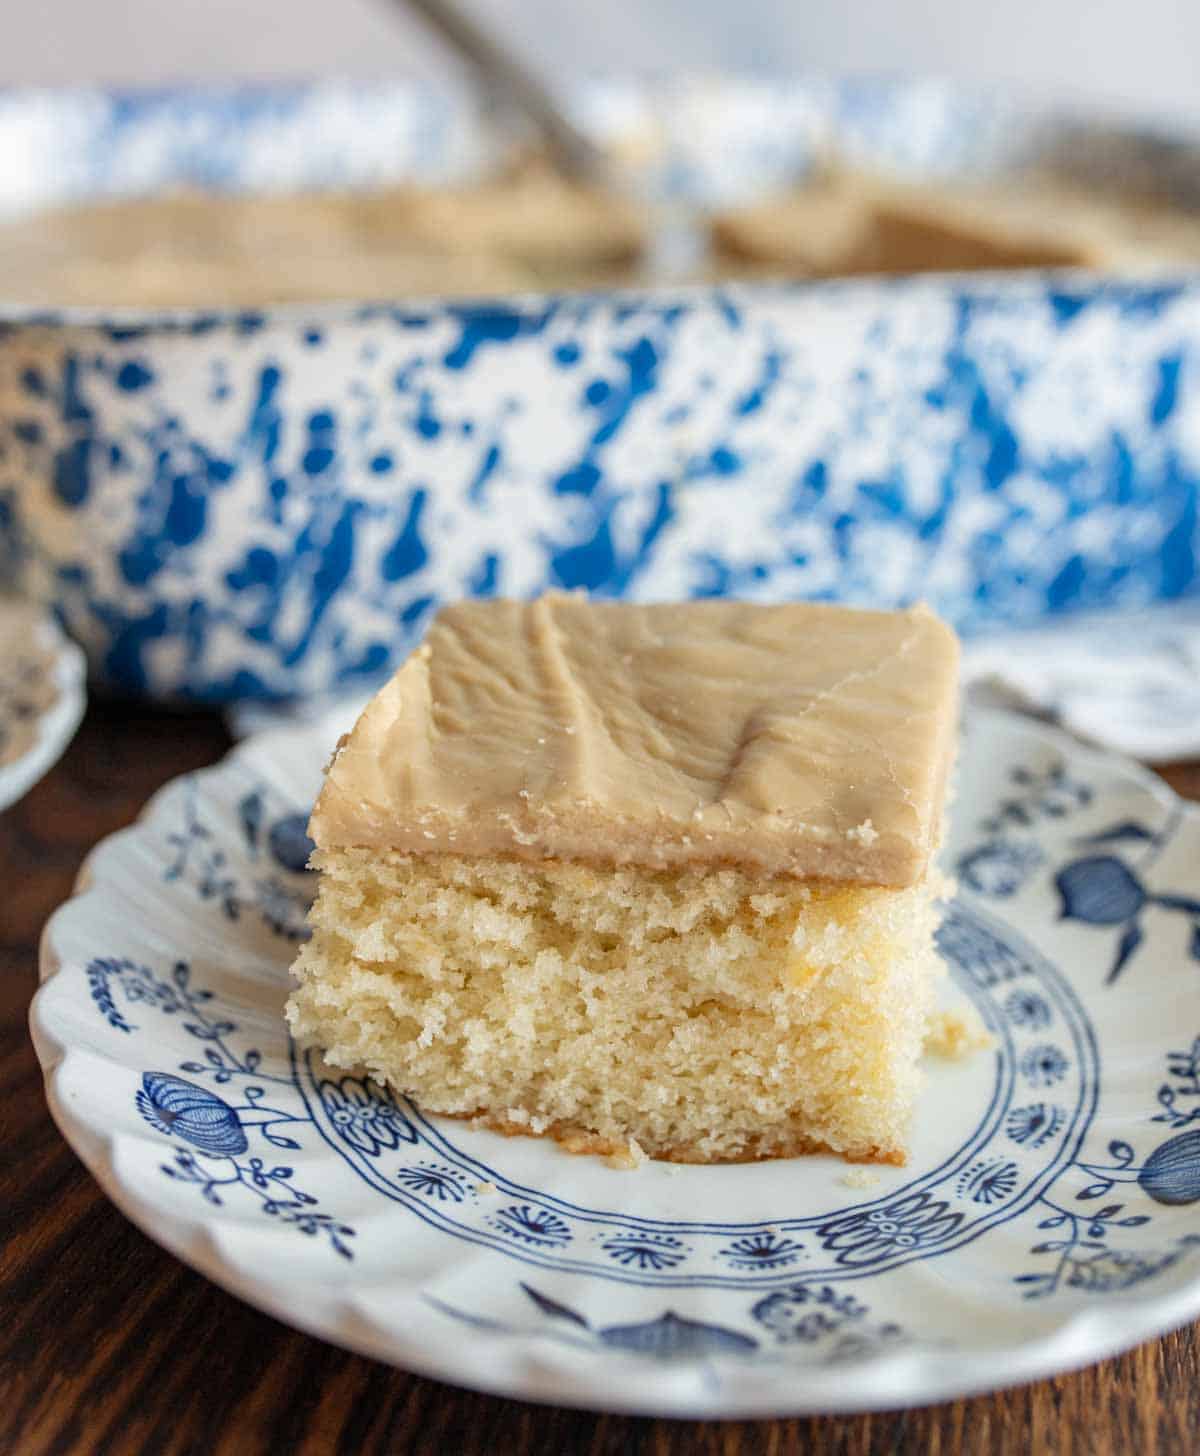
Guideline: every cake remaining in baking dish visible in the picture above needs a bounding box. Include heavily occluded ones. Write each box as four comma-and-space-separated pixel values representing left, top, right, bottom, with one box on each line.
287, 593, 960, 1165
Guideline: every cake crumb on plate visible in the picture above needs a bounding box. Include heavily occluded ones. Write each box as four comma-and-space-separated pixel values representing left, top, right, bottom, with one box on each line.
925, 1005, 994, 1060
606, 1138, 647, 1171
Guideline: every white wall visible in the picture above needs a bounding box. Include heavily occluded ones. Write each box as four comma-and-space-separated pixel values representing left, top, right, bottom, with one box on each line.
4, 0, 1199, 128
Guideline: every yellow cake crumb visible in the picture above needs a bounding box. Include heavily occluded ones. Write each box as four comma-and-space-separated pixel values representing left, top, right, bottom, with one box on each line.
606, 1139, 647, 1171
839, 1167, 880, 1190
924, 1006, 994, 1060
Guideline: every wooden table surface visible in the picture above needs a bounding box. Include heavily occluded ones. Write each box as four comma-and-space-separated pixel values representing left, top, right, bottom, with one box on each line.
4, 701, 1200, 1456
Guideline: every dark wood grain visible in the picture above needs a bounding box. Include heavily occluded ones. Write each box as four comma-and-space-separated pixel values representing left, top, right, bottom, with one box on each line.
3, 705, 1199, 1456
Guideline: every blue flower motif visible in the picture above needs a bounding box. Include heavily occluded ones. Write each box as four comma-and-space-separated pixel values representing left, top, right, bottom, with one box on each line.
136, 1071, 248, 1156
237, 789, 265, 851
751, 1284, 902, 1354
488, 1204, 572, 1247
253, 876, 312, 940
1005, 1102, 1064, 1148
599, 1232, 689, 1270
752, 1285, 863, 1340
319, 1076, 417, 1156
1065, 1248, 1189, 1293
87, 957, 137, 1031
818, 1192, 963, 1268
718, 1232, 804, 1270
395, 1162, 468, 1202
979, 763, 1092, 836
1016, 1043, 1200, 1299
958, 840, 1043, 897
1003, 990, 1052, 1030
956, 1158, 1019, 1205
86, 956, 189, 1031
1020, 1044, 1070, 1088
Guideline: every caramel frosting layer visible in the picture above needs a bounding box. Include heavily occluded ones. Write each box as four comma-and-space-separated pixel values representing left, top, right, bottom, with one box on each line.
310, 595, 960, 886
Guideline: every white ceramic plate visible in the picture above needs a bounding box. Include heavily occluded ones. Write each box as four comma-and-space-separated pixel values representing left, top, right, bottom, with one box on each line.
0, 600, 86, 811
32, 709, 1200, 1417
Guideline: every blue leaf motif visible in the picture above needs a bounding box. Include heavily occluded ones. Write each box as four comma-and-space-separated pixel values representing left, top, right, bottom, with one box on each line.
1155, 894, 1200, 915
598, 1311, 757, 1360
1066, 1248, 1193, 1293
1107, 921, 1144, 985
426, 1299, 510, 1334
520, 1283, 590, 1328
957, 840, 1043, 898
238, 790, 264, 852
1075, 821, 1158, 847
136, 1072, 248, 1155
1078, 1181, 1115, 1200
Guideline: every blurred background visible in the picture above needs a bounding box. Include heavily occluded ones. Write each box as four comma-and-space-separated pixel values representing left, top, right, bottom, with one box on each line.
4, 0, 1200, 742
5, 0, 1200, 128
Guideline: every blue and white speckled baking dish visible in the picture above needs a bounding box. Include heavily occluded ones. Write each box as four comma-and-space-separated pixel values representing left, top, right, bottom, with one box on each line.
1, 77, 1198, 702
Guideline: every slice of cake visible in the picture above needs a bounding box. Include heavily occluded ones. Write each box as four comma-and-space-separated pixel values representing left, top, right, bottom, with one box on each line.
287, 595, 960, 1165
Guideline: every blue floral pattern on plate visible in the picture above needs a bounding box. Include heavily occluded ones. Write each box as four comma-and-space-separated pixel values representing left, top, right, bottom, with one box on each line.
31, 707, 1200, 1416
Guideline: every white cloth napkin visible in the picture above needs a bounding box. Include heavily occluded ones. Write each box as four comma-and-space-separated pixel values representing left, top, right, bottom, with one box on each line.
228, 602, 1200, 765
960, 601, 1200, 763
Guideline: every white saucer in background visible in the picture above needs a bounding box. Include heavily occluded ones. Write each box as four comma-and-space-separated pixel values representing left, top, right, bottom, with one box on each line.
0, 599, 87, 812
